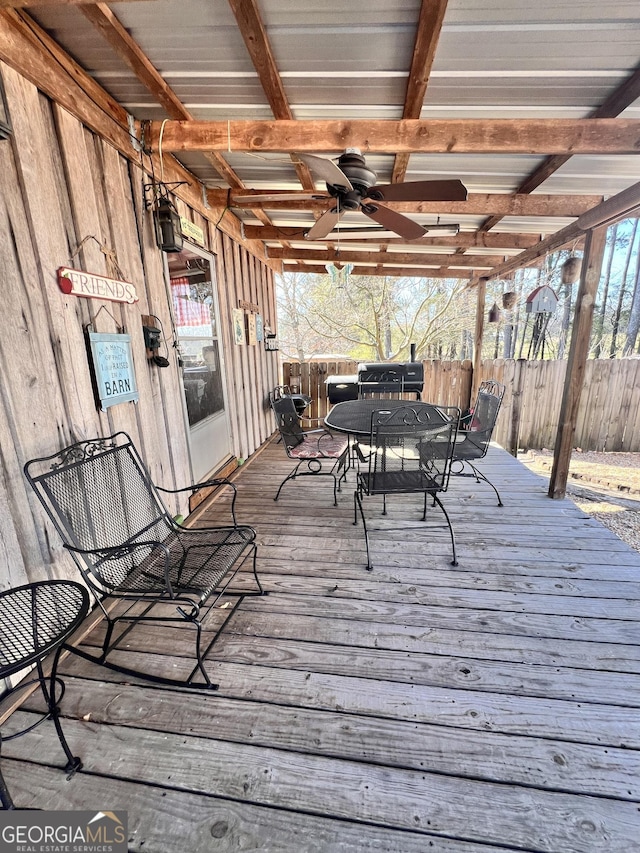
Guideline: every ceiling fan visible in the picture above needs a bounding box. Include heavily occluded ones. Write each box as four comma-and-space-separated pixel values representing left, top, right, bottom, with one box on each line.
233, 149, 467, 240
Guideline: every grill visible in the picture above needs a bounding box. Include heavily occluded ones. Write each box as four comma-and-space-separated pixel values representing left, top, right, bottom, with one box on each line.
357, 362, 424, 398
325, 374, 359, 404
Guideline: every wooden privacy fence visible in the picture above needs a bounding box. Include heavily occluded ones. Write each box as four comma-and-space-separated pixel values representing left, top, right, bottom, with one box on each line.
282, 358, 640, 453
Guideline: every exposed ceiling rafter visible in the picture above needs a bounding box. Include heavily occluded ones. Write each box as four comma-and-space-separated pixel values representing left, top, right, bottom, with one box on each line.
211, 190, 603, 217
226, 0, 314, 191
392, 0, 448, 183
282, 264, 476, 279
79, 1, 273, 226
479, 62, 640, 233
241, 226, 544, 249
267, 247, 506, 268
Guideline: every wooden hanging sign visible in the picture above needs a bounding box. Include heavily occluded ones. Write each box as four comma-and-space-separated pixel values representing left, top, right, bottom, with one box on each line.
57, 267, 139, 304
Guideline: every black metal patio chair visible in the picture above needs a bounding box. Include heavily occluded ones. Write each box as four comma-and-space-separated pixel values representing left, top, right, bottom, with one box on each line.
270, 384, 312, 417
24, 432, 264, 690
270, 395, 349, 505
452, 379, 506, 506
354, 403, 460, 570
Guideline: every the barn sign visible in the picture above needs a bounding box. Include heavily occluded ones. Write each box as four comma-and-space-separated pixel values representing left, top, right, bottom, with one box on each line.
57, 266, 139, 304
88, 332, 139, 410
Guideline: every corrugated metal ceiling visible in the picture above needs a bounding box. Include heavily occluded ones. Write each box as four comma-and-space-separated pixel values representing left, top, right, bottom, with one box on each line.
22, 0, 640, 270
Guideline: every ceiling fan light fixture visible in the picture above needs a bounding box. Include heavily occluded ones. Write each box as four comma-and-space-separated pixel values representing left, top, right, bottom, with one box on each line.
254, 150, 468, 241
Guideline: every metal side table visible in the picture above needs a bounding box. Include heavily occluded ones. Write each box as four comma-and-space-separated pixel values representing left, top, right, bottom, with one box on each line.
0, 580, 90, 809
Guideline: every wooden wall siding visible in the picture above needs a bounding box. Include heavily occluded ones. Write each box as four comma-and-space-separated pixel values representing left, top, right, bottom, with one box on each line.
283, 357, 640, 453
0, 65, 277, 590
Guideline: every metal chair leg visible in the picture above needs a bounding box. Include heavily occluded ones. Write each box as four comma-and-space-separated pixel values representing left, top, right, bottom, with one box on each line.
432, 494, 458, 566
353, 490, 373, 570
467, 462, 503, 506
46, 648, 82, 776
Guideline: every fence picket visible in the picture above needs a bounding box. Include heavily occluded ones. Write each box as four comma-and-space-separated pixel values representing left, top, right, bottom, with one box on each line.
281, 358, 640, 452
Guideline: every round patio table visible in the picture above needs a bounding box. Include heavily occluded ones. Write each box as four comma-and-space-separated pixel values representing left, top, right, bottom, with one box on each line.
324, 398, 451, 437
0, 579, 90, 809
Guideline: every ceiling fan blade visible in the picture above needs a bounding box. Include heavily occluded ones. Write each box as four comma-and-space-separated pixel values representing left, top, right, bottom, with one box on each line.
365, 179, 468, 203
305, 207, 345, 240
295, 154, 354, 191
233, 192, 327, 203
362, 204, 426, 240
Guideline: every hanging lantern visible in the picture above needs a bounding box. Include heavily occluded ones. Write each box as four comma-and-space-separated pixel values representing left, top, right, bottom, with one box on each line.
154, 197, 183, 253
502, 291, 517, 310
488, 302, 500, 323
561, 255, 582, 284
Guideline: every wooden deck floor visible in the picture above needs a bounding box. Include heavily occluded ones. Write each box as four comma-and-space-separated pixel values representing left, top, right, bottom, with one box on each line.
3, 440, 640, 851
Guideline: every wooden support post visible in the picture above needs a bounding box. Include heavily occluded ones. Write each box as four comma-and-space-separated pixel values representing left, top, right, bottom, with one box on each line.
548, 225, 608, 498
508, 358, 526, 457
471, 277, 487, 402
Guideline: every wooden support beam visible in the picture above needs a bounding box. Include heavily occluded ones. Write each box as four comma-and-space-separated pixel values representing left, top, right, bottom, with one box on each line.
484, 180, 640, 281
226, 0, 314, 191
392, 0, 448, 183
484, 221, 584, 281
479, 65, 640, 232
267, 247, 505, 268
148, 118, 640, 154
242, 225, 543, 249
548, 226, 608, 499
78, 3, 249, 193
217, 191, 602, 217
281, 264, 475, 279
471, 278, 487, 402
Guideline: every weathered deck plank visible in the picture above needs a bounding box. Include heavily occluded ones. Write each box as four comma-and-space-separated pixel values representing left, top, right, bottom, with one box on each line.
2, 443, 640, 852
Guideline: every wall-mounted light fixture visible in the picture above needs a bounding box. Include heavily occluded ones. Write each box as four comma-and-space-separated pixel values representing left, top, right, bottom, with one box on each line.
154, 197, 183, 253
144, 180, 186, 253
0, 72, 13, 140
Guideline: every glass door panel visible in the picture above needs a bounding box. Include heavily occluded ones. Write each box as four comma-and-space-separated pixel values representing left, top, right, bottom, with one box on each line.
168, 249, 231, 480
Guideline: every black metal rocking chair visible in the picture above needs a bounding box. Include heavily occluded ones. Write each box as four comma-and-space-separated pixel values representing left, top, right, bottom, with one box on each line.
270, 395, 349, 505
354, 404, 460, 570
452, 379, 506, 506
24, 432, 264, 690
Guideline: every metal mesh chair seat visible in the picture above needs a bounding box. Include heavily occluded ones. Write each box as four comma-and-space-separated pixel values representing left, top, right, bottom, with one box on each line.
270, 394, 349, 504
109, 526, 255, 599
358, 468, 441, 495
354, 404, 460, 570
452, 433, 489, 458
24, 433, 263, 689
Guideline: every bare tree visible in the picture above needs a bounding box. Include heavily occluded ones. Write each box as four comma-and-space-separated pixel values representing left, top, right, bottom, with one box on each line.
623, 237, 640, 355
593, 223, 618, 358
610, 219, 639, 357
289, 273, 472, 362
